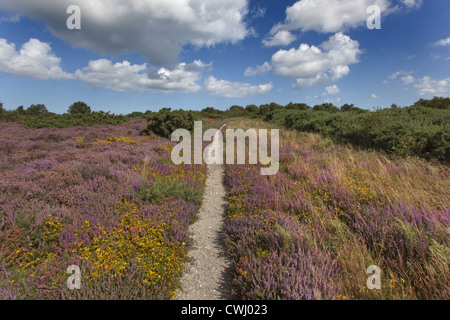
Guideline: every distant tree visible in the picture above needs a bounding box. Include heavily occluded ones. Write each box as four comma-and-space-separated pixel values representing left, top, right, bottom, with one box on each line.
269, 102, 283, 111
26, 104, 48, 115
313, 104, 326, 111
227, 105, 247, 116
16, 106, 25, 114
391, 103, 399, 109
68, 101, 91, 114
286, 102, 310, 110
413, 97, 450, 110
229, 105, 245, 112
202, 107, 218, 114
0, 102, 4, 114
340, 103, 355, 112
245, 104, 259, 113
313, 103, 338, 112
259, 104, 271, 116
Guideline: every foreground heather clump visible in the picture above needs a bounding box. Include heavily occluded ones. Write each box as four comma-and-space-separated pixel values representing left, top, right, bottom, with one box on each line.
0, 119, 206, 299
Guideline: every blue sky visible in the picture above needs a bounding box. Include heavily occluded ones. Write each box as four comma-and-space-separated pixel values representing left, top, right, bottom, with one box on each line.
0, 0, 449, 114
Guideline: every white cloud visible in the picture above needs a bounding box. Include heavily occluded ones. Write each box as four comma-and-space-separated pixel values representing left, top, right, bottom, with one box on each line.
401, 75, 415, 85
0, 38, 71, 80
271, 33, 361, 89
262, 30, 296, 47
0, 37, 209, 93
401, 0, 423, 9
414, 76, 450, 96
371, 93, 379, 99
205, 76, 273, 98
323, 85, 340, 96
388, 70, 413, 80
244, 62, 272, 76
0, 0, 250, 67
74, 59, 208, 93
270, 0, 391, 34
432, 37, 450, 47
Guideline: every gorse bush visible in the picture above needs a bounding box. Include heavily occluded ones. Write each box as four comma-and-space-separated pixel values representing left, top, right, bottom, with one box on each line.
145, 108, 199, 138
266, 98, 450, 162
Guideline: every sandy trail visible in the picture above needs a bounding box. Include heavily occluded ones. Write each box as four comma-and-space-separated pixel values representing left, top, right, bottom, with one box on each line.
174, 124, 232, 300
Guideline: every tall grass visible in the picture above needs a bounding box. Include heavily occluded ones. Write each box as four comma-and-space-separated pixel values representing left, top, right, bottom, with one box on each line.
224, 118, 449, 300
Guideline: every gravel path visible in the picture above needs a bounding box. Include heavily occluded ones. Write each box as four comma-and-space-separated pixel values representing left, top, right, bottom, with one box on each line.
174, 125, 232, 300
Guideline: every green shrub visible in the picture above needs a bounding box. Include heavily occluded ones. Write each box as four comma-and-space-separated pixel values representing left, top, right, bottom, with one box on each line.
265, 97, 450, 162
131, 177, 203, 205
145, 108, 199, 138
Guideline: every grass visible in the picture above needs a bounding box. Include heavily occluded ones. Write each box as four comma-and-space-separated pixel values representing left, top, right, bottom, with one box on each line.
224, 118, 449, 300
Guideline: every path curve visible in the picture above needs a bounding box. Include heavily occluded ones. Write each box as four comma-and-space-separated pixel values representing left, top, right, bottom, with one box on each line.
174, 124, 232, 300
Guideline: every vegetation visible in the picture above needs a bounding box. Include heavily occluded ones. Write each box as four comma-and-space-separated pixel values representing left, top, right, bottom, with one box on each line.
0, 95, 448, 300
266, 97, 450, 162
144, 108, 200, 138
224, 118, 449, 300
0, 120, 207, 299
68, 101, 92, 114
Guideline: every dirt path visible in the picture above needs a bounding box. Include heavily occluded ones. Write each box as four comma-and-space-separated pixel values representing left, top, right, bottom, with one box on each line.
174, 125, 232, 300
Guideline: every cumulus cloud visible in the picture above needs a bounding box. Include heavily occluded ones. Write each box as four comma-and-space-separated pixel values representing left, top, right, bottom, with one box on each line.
244, 62, 272, 76
432, 37, 450, 47
0, 37, 210, 93
401, 75, 415, 85
0, 0, 250, 67
0, 38, 71, 80
414, 76, 450, 96
265, 0, 422, 41
270, 0, 391, 34
263, 30, 296, 47
323, 85, 340, 96
371, 93, 379, 99
74, 59, 209, 93
205, 76, 273, 98
271, 33, 361, 89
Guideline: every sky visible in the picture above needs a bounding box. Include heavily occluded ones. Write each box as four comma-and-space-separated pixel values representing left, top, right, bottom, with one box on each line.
0, 0, 449, 114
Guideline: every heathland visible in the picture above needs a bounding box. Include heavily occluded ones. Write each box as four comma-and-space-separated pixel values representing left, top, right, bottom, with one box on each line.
0, 97, 448, 299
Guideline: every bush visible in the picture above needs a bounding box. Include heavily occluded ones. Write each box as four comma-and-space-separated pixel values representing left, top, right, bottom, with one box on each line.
145, 108, 198, 138
265, 97, 450, 162
68, 101, 91, 114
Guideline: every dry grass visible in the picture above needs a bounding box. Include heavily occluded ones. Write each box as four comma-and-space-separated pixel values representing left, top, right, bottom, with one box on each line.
225, 118, 449, 300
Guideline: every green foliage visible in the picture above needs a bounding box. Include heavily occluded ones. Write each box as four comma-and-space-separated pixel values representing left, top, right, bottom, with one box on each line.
286, 102, 310, 111
145, 108, 199, 138
26, 104, 48, 115
200, 107, 225, 119
68, 101, 91, 114
132, 177, 203, 205
19, 111, 138, 129
413, 97, 450, 110
266, 97, 450, 162
245, 104, 259, 113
